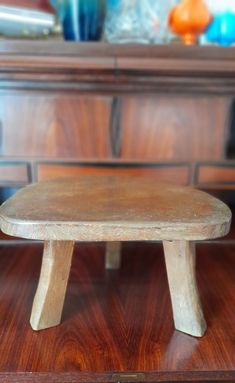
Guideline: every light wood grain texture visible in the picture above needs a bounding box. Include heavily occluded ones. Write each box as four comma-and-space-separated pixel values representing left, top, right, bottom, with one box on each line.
105, 241, 122, 270
163, 240, 207, 337
30, 240, 74, 331
0, 175, 231, 241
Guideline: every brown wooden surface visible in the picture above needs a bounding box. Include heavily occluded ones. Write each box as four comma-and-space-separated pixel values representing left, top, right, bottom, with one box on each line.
0, 42, 233, 199
0, 176, 231, 241
0, 93, 112, 158
30, 240, 75, 331
1, 43, 235, 94
120, 96, 230, 161
197, 164, 235, 186
0, 92, 230, 162
163, 241, 207, 337
36, 163, 190, 184
0, 163, 28, 183
0, 242, 233, 382
2, 41, 235, 61
0, 196, 234, 242
1, 42, 235, 73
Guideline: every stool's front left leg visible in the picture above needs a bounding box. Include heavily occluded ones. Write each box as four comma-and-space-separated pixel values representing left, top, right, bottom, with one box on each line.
30, 240, 74, 331
163, 240, 207, 337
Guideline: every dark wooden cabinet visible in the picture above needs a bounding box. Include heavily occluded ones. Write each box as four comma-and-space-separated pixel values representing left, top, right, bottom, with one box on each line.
0, 43, 235, 191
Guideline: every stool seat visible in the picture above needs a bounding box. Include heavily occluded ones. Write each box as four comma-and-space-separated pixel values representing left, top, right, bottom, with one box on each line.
0, 175, 231, 241
0, 175, 232, 337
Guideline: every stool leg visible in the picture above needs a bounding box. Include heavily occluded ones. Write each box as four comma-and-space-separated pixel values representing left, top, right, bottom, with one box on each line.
30, 240, 74, 331
163, 240, 207, 337
105, 241, 122, 270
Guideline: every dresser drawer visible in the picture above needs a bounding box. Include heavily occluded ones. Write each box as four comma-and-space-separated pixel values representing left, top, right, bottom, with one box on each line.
36, 162, 190, 185
0, 162, 29, 184
197, 163, 235, 188
0, 92, 112, 159
120, 95, 230, 161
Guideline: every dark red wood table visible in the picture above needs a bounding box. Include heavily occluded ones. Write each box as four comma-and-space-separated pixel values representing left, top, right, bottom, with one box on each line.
0, 241, 234, 382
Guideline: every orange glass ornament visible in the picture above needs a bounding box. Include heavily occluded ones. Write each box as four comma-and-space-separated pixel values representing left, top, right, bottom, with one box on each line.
169, 0, 212, 45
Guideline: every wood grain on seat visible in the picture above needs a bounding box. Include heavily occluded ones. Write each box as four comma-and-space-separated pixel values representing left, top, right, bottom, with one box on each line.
0, 175, 231, 241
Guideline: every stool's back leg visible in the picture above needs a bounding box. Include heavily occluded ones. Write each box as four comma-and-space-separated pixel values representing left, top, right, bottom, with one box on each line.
105, 241, 122, 270
163, 240, 207, 337
30, 240, 75, 331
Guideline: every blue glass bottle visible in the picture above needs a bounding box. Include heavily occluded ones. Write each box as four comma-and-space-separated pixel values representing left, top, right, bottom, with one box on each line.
205, 11, 235, 46
51, 0, 106, 41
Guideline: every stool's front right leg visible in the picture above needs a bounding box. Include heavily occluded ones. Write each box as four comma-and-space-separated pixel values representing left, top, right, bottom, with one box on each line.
30, 240, 74, 331
163, 240, 207, 337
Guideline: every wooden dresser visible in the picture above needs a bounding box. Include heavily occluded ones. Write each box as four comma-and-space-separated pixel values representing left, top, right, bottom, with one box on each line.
0, 42, 234, 382
0, 42, 235, 204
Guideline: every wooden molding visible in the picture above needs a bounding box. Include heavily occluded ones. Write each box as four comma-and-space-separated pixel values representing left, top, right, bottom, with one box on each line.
1, 43, 235, 93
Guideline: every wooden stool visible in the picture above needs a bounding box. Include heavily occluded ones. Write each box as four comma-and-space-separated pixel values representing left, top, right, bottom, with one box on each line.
0, 175, 231, 337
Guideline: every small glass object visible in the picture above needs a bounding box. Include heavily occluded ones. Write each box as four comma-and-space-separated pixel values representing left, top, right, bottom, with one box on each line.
50, 0, 106, 41
169, 0, 212, 45
205, 11, 235, 46
201, 0, 235, 46
0, 5, 56, 38
105, 0, 175, 44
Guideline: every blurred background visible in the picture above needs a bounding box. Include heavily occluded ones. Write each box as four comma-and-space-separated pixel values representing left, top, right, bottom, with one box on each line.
1, 0, 235, 46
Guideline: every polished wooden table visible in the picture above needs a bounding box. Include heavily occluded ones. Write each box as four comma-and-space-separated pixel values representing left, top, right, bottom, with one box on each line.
0, 241, 234, 382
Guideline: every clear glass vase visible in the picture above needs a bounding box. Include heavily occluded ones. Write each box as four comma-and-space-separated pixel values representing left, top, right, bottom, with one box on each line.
105, 0, 177, 44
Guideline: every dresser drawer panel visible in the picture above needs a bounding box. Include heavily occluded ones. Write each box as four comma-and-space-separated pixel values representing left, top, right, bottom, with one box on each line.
197, 164, 235, 187
0, 93, 112, 158
36, 163, 190, 185
0, 163, 28, 183
120, 95, 230, 161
